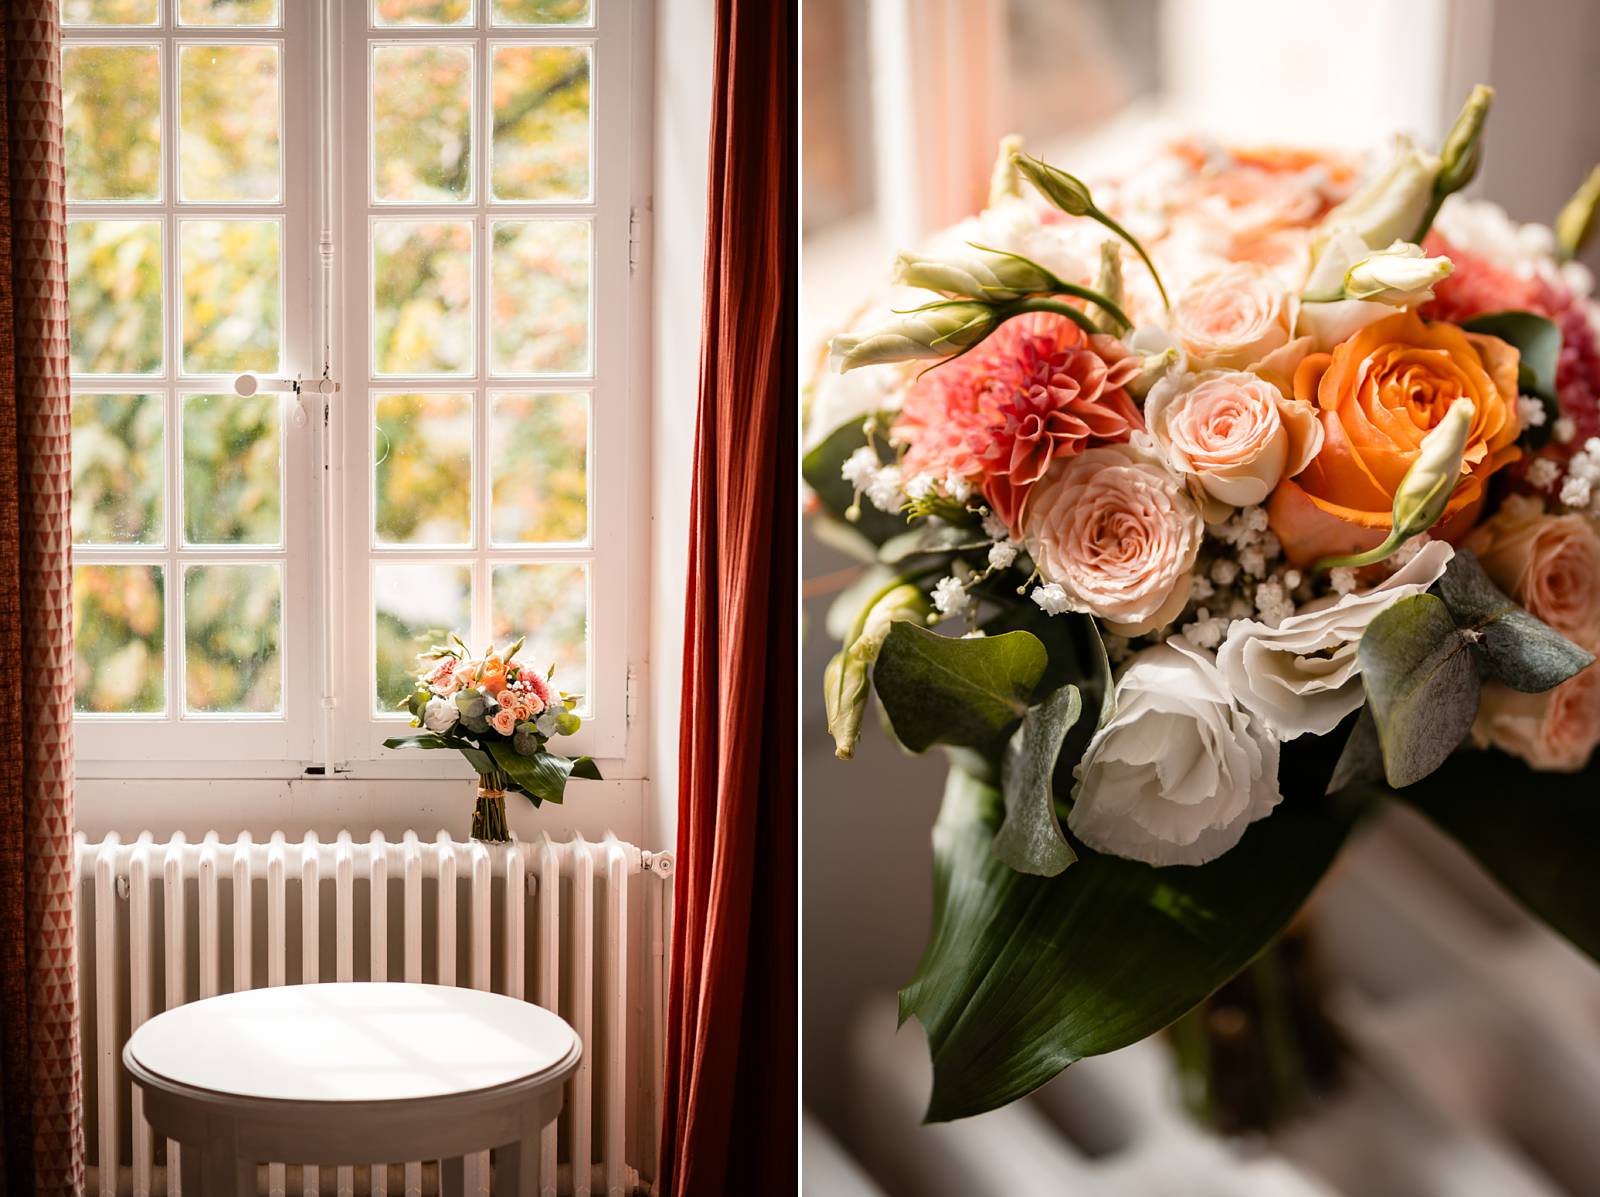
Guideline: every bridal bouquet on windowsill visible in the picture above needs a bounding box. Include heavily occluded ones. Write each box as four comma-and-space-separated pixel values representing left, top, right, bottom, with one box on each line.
807, 86, 1600, 1124
384, 637, 600, 842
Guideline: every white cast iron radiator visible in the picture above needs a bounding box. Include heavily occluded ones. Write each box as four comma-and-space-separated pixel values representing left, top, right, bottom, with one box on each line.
75, 831, 674, 1197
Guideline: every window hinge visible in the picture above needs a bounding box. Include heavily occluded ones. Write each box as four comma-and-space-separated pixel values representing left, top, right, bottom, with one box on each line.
625, 664, 638, 725
628, 207, 644, 275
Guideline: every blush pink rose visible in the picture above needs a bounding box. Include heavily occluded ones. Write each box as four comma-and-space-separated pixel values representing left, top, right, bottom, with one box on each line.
1170, 263, 1297, 371
1474, 666, 1600, 773
1144, 369, 1322, 517
1020, 442, 1204, 636
1462, 495, 1600, 647
490, 709, 518, 736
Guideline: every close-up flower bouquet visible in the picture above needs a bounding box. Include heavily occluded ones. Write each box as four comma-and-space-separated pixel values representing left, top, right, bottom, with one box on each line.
806, 85, 1600, 1125
384, 637, 601, 842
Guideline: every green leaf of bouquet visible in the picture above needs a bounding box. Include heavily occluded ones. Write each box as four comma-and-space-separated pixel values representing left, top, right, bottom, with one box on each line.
457, 744, 496, 779
873, 623, 1048, 753
486, 741, 597, 806
1359, 592, 1480, 787
1461, 310, 1562, 444
901, 744, 1365, 1122
1434, 549, 1595, 692
1397, 749, 1600, 963
381, 733, 453, 750
994, 685, 1081, 877
801, 415, 905, 545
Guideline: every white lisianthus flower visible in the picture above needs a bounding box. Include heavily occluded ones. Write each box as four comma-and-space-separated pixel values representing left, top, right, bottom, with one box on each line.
1341, 242, 1453, 306
1070, 637, 1281, 867
1215, 540, 1454, 740
422, 696, 460, 733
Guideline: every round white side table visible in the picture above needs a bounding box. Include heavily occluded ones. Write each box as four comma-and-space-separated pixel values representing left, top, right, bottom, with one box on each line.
124, 981, 581, 1197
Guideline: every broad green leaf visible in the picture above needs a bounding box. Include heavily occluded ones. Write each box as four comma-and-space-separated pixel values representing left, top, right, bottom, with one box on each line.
995, 685, 1081, 876
458, 744, 496, 778
1461, 311, 1562, 445
1435, 549, 1594, 692
1398, 750, 1600, 962
486, 740, 598, 806
1359, 593, 1479, 787
382, 733, 453, 750
800, 415, 905, 545
873, 623, 1047, 753
902, 741, 1366, 1122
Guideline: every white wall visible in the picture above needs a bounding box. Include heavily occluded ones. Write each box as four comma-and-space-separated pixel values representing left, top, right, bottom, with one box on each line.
646, 0, 715, 853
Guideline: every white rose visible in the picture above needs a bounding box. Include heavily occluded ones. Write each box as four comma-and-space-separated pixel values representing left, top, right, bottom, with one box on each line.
1070, 638, 1281, 867
1215, 540, 1455, 740
422, 696, 460, 733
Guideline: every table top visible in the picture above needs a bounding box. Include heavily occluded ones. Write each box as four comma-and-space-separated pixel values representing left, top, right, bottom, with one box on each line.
125, 982, 579, 1104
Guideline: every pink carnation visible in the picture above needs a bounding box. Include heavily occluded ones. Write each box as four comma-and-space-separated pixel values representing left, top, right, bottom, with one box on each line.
1424, 236, 1600, 463
893, 313, 1144, 532
519, 670, 552, 707
425, 657, 457, 693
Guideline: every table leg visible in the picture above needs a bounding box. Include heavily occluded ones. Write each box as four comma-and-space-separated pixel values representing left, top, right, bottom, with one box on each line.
441, 1155, 466, 1197
179, 1140, 203, 1197
495, 1137, 538, 1197
201, 1149, 255, 1197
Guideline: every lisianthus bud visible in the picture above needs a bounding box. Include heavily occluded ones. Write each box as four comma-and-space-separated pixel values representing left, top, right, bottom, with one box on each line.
1092, 241, 1126, 334
1393, 398, 1475, 539
1436, 84, 1493, 199
1556, 164, 1600, 262
1317, 135, 1441, 253
893, 246, 1058, 302
988, 133, 1025, 207
1012, 154, 1094, 216
829, 303, 998, 372
1342, 241, 1453, 305
825, 582, 931, 758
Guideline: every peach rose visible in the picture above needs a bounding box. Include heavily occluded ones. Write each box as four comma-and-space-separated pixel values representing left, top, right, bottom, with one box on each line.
1169, 263, 1297, 370
1473, 666, 1600, 773
1020, 442, 1203, 636
490, 708, 518, 736
1267, 310, 1522, 567
1144, 369, 1322, 517
1462, 495, 1600, 647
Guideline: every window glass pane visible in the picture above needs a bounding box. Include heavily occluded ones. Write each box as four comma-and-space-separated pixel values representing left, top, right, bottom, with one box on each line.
372, 45, 473, 203
68, 219, 163, 376
492, 0, 591, 25
179, 0, 281, 24
372, 220, 473, 376
374, 563, 471, 715
374, 391, 473, 545
491, 45, 590, 202
74, 564, 165, 714
489, 220, 589, 375
72, 393, 164, 545
184, 563, 282, 713
64, 45, 161, 202
63, 0, 158, 25
183, 393, 282, 545
373, 0, 473, 26
181, 219, 281, 375
490, 391, 587, 544
180, 44, 282, 202
491, 562, 587, 703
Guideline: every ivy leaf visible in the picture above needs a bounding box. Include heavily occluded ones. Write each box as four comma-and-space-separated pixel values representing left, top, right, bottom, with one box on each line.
800, 415, 905, 545
994, 686, 1081, 876
1434, 549, 1594, 692
873, 623, 1048, 753
1461, 310, 1562, 445
1358, 593, 1480, 787
902, 737, 1366, 1122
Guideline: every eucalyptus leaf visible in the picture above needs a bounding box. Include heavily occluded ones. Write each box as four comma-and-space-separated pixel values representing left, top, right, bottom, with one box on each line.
1326, 705, 1384, 795
801, 415, 905, 545
1434, 549, 1594, 692
995, 686, 1081, 876
1359, 593, 1480, 787
902, 735, 1366, 1122
1398, 750, 1600, 963
873, 623, 1048, 753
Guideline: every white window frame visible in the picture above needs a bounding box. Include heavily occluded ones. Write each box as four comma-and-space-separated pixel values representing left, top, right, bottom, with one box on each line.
72, 0, 651, 787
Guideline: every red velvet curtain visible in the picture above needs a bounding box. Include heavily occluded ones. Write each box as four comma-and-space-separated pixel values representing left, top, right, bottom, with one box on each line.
658, 0, 796, 1192
0, 5, 84, 1196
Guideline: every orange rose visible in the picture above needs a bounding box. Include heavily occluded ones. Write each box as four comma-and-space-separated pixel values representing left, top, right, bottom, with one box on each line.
460, 657, 508, 696
1267, 310, 1522, 566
